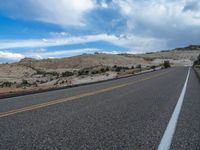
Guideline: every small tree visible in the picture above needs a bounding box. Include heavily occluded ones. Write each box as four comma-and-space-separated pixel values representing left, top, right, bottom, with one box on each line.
151, 65, 156, 70
113, 65, 117, 68
21, 79, 30, 87
136, 64, 141, 69
78, 69, 89, 76
2, 81, 12, 87
106, 66, 110, 71
163, 61, 171, 68
193, 54, 200, 66
115, 66, 121, 72
100, 68, 106, 73
22, 79, 28, 85
198, 54, 200, 62
62, 71, 74, 77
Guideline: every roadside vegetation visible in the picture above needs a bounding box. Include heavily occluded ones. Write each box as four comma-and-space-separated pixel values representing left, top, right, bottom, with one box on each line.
0, 62, 168, 97
193, 54, 200, 78
193, 54, 200, 67
163, 61, 171, 68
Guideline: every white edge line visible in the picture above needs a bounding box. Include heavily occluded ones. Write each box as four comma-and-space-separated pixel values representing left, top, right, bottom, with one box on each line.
157, 67, 191, 150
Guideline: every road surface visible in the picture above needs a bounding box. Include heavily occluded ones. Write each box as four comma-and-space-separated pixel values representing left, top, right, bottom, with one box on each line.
0, 67, 199, 150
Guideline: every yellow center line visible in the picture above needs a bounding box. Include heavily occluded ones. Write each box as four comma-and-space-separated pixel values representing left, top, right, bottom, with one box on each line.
0, 69, 172, 118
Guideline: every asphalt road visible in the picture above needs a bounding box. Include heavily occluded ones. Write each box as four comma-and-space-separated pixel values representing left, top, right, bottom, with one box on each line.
0, 67, 199, 150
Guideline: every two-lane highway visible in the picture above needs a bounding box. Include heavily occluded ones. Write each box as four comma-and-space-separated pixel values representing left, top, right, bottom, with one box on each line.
0, 67, 199, 149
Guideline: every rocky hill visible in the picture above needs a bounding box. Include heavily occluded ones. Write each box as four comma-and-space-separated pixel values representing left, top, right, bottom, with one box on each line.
17, 53, 146, 72
174, 45, 200, 51
0, 45, 199, 96
137, 45, 200, 66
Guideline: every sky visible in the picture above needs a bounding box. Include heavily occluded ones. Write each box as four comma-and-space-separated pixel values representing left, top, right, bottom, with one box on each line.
0, 0, 200, 63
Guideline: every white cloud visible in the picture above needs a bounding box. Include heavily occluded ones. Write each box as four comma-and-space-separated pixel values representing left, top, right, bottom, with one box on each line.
0, 34, 116, 49
49, 32, 70, 37
114, 0, 200, 26
112, 0, 200, 48
0, 0, 96, 26
1, 0, 199, 51
36, 0, 95, 26
0, 51, 25, 62
100, 0, 108, 8
114, 0, 133, 15
111, 35, 167, 51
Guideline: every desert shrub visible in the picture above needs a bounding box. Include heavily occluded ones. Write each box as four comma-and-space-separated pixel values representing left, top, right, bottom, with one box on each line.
131, 66, 135, 69
1, 81, 12, 87
115, 66, 121, 72
85, 70, 89, 75
114, 66, 129, 72
100, 68, 106, 73
193, 54, 200, 66
46, 72, 59, 76
21, 79, 31, 87
106, 66, 110, 71
22, 79, 28, 85
163, 61, 171, 68
36, 70, 46, 75
136, 64, 142, 69
193, 60, 198, 66
195, 65, 200, 69
113, 65, 117, 68
78, 69, 89, 76
33, 82, 38, 87
62, 71, 74, 77
91, 70, 100, 75
60, 81, 65, 84
198, 54, 200, 61
151, 66, 156, 70
123, 66, 129, 70
36, 70, 59, 77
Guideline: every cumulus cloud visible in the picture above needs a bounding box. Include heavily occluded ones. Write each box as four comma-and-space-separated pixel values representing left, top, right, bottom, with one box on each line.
0, 0, 200, 53
0, 51, 25, 63
183, 0, 200, 12
113, 0, 200, 48
100, 0, 108, 8
0, 0, 95, 26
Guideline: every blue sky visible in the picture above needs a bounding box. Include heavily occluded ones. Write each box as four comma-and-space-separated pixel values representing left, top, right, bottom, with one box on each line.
0, 0, 200, 63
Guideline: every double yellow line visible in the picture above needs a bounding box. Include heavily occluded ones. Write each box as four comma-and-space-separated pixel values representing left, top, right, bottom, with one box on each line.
0, 70, 171, 118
